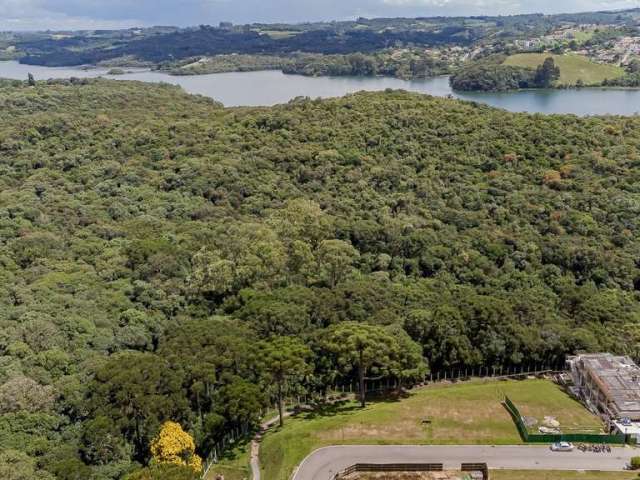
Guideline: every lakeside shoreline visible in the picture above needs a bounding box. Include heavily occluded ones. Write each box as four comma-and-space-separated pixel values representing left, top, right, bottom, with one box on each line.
18, 59, 640, 94
3, 60, 640, 114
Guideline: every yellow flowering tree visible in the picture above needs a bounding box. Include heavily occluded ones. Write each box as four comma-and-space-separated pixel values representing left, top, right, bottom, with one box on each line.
150, 421, 202, 473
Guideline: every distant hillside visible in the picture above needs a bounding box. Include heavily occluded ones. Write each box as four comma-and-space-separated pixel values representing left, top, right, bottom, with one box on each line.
17, 24, 478, 67
11, 8, 640, 67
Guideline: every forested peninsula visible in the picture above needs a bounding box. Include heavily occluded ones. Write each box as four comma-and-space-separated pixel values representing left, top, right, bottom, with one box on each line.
1, 79, 640, 479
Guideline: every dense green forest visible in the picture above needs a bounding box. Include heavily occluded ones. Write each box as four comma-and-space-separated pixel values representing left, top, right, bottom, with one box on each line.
1, 79, 640, 479
165, 54, 294, 76
282, 50, 452, 79
450, 59, 537, 91
450, 55, 561, 91
161, 50, 452, 79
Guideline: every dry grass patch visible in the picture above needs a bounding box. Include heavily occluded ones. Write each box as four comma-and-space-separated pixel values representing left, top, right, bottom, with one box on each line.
506, 382, 603, 433
318, 381, 512, 444
260, 379, 603, 480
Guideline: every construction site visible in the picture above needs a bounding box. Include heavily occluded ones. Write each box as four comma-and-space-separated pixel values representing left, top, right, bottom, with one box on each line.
334, 464, 488, 480
567, 353, 640, 441
342, 473, 483, 480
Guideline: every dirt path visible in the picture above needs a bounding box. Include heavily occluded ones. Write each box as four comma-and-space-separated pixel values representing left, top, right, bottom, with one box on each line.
251, 411, 293, 480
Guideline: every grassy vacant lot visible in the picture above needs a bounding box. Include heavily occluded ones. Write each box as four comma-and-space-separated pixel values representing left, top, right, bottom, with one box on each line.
503, 53, 625, 85
260, 379, 602, 480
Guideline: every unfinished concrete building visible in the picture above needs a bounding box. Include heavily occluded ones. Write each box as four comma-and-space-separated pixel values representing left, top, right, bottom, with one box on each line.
567, 353, 640, 422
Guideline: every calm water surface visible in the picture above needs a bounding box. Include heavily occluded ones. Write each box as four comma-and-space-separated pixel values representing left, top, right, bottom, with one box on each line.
2, 60, 640, 115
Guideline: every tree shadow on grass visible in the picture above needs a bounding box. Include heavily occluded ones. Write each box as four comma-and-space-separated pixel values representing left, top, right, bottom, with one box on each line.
215, 437, 252, 462
289, 389, 415, 421
293, 399, 362, 420
367, 389, 413, 403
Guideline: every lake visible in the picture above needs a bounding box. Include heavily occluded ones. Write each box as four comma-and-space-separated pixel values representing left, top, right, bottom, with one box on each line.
2, 60, 640, 115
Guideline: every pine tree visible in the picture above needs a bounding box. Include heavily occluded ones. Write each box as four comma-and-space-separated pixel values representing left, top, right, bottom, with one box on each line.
535, 57, 561, 88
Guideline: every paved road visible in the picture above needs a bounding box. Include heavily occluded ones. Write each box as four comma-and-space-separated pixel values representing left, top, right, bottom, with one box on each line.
292, 445, 637, 480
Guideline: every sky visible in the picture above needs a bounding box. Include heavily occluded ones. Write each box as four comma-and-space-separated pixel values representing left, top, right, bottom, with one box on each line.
0, 0, 639, 31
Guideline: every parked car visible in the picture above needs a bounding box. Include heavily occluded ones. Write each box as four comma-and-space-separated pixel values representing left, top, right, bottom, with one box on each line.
551, 442, 574, 452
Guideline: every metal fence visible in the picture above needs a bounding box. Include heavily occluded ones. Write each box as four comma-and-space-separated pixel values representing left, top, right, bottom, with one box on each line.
503, 396, 626, 444
331, 363, 565, 397
426, 361, 566, 383
336, 463, 444, 476
201, 421, 252, 479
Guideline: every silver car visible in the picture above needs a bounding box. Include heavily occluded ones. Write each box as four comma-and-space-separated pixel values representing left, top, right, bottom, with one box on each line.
550, 442, 574, 452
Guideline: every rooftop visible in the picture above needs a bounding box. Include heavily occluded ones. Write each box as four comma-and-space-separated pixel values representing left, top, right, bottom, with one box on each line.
575, 353, 640, 417
612, 420, 640, 437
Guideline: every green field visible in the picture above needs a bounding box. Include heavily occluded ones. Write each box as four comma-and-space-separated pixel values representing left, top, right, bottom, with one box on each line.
570, 30, 595, 44
503, 53, 625, 85
260, 379, 602, 480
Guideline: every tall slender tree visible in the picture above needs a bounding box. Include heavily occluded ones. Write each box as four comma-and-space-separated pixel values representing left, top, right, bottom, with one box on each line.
535, 57, 561, 88
258, 337, 312, 427
323, 322, 396, 408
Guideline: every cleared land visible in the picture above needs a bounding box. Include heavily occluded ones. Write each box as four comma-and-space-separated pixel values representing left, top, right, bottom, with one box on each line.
260, 379, 603, 480
493, 471, 638, 480
503, 53, 625, 85
350, 473, 478, 479
353, 472, 638, 480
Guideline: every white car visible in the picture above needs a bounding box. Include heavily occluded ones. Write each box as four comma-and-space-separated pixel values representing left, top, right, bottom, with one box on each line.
550, 442, 574, 452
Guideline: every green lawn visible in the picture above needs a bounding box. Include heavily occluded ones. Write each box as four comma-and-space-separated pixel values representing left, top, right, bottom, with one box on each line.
570, 30, 595, 44
260, 379, 602, 480
503, 53, 625, 86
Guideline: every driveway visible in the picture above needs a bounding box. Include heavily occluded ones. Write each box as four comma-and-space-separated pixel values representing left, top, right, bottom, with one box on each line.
292, 445, 637, 480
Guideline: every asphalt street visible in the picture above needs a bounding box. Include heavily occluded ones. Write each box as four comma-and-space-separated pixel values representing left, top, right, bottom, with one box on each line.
292, 445, 637, 480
